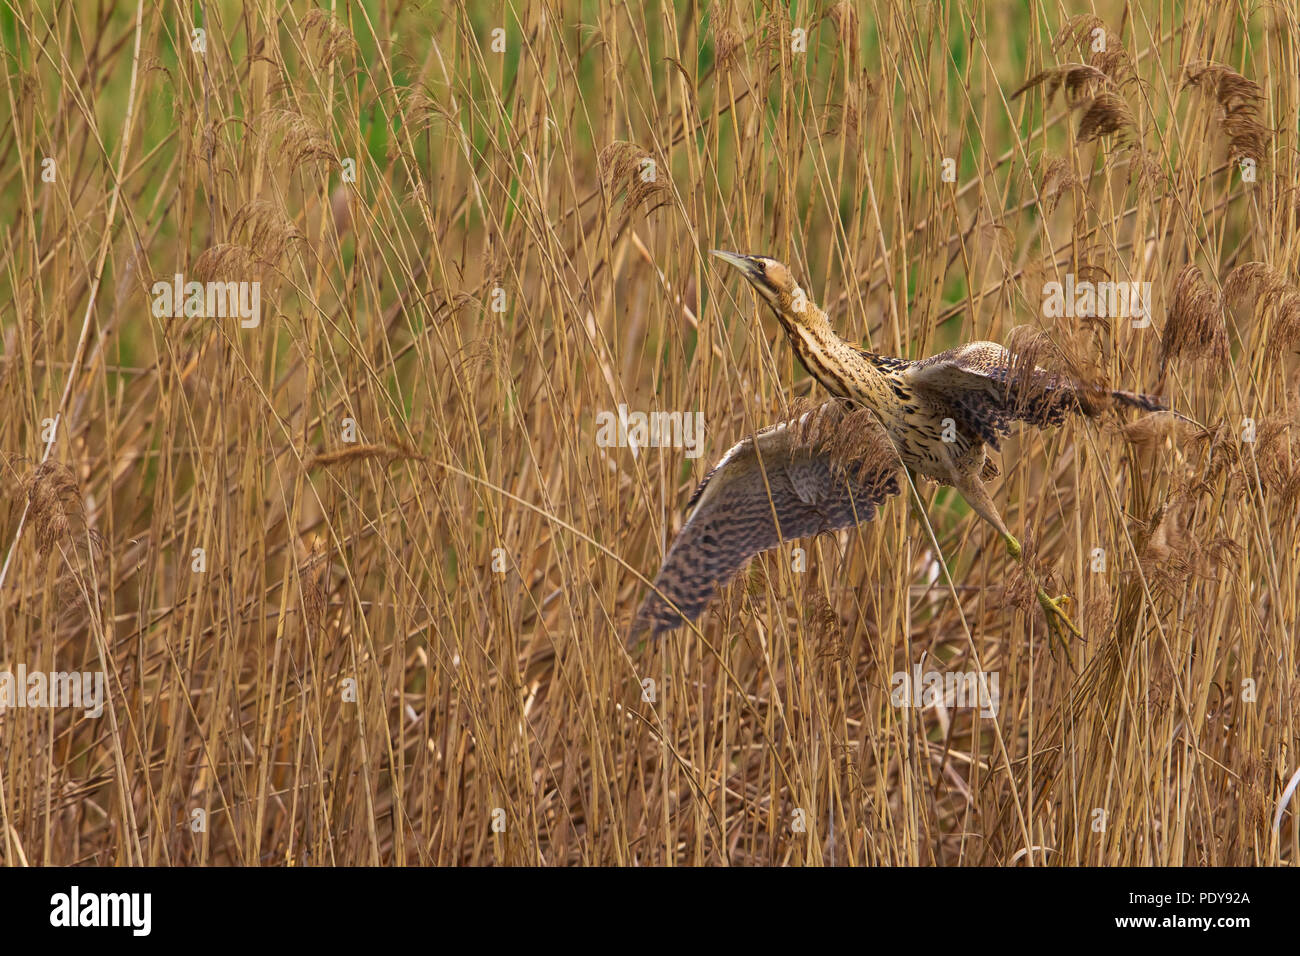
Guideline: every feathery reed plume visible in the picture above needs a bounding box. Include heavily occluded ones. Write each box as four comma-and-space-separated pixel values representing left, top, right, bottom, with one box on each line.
230, 199, 302, 266
21, 459, 86, 558
1076, 91, 1135, 143
1012, 64, 1134, 143
15, 459, 104, 613
193, 243, 259, 283
1036, 153, 1079, 214
261, 109, 336, 171
803, 586, 846, 661
1160, 264, 1228, 377
1183, 63, 1270, 168
1011, 63, 1108, 104
1224, 262, 1300, 347
1254, 409, 1300, 508
301, 9, 357, 69
714, 24, 745, 75
1001, 324, 1099, 417
1053, 15, 1134, 85
598, 141, 669, 226
791, 398, 901, 492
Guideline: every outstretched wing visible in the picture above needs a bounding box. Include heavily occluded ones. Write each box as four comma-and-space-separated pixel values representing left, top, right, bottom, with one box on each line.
634, 401, 901, 639
905, 340, 1165, 448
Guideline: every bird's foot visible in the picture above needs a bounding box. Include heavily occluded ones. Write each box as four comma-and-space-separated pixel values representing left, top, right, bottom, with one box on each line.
1004, 533, 1023, 562
1037, 588, 1082, 668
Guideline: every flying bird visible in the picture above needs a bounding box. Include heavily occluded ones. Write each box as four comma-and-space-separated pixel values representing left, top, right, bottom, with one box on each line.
634, 251, 1168, 647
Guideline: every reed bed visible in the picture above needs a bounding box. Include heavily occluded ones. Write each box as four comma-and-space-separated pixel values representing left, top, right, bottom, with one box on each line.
0, 0, 1296, 865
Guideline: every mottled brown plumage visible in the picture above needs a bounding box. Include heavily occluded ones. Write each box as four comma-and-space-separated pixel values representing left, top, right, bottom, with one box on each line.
634, 252, 1167, 645
636, 401, 900, 636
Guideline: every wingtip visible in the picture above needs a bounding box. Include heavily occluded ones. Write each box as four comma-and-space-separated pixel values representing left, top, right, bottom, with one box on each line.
628, 596, 687, 647
627, 600, 662, 648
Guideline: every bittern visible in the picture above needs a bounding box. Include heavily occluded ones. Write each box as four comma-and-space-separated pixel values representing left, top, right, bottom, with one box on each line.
635, 251, 1167, 648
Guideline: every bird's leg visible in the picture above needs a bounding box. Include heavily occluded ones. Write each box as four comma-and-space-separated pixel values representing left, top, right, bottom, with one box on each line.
953, 471, 1082, 665
1000, 530, 1081, 666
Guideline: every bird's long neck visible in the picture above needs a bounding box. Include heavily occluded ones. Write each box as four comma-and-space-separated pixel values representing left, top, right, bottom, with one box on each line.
770, 287, 893, 408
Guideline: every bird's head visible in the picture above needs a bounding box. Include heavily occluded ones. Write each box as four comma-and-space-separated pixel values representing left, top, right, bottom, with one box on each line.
709, 250, 804, 315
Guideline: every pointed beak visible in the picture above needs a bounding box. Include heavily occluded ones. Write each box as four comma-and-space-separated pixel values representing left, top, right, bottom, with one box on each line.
710, 249, 779, 307
709, 249, 757, 277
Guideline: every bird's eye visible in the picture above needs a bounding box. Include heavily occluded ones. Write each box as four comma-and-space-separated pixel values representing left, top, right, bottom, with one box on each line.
765, 261, 791, 288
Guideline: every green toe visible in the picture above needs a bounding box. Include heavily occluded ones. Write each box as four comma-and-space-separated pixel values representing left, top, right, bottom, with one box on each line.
1036, 588, 1083, 668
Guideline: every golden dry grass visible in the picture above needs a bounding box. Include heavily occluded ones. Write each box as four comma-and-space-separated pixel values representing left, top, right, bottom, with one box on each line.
0, 0, 1297, 865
